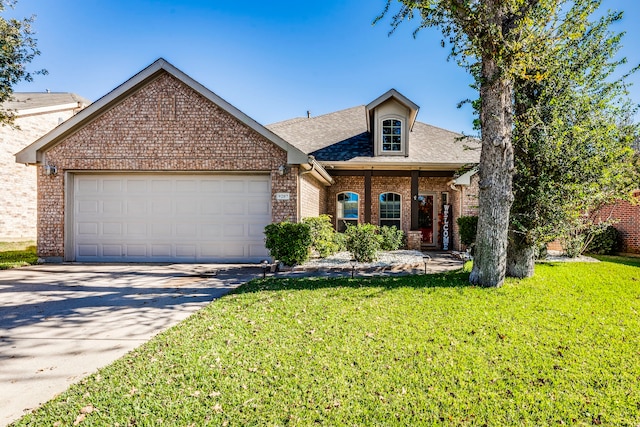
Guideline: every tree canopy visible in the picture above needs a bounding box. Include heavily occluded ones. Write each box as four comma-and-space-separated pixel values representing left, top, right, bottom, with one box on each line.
0, 0, 44, 125
507, 0, 640, 276
380, 0, 561, 287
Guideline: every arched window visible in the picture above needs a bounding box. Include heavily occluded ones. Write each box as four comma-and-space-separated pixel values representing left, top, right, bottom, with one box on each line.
382, 118, 402, 152
336, 192, 359, 232
379, 192, 401, 229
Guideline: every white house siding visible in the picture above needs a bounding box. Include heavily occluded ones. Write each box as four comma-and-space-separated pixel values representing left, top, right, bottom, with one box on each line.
0, 111, 75, 240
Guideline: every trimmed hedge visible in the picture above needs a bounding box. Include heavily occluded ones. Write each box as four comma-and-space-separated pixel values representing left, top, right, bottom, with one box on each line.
264, 221, 312, 266
345, 223, 382, 262
302, 215, 339, 258
379, 225, 404, 251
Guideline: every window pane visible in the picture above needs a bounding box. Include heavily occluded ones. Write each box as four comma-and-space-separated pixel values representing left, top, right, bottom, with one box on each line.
337, 192, 359, 230
379, 193, 401, 225
382, 119, 402, 152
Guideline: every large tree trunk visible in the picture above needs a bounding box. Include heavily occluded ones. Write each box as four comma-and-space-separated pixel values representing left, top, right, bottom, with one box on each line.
469, 56, 515, 288
506, 230, 535, 278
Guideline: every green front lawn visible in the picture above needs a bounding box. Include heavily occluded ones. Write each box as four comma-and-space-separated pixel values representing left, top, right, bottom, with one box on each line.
13, 258, 640, 426
0, 241, 37, 270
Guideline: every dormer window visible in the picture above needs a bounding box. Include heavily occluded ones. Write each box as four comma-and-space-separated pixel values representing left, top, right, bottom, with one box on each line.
382, 119, 402, 152
367, 89, 418, 157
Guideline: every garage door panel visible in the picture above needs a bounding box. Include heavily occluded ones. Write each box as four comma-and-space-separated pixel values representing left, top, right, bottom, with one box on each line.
126, 245, 147, 257
201, 180, 222, 193
249, 244, 269, 257
73, 174, 271, 262
151, 223, 172, 237
223, 243, 246, 257
126, 180, 147, 192
103, 200, 123, 214
224, 201, 245, 215
77, 244, 99, 257
223, 180, 245, 193
78, 179, 99, 193
151, 244, 171, 257
127, 200, 148, 215
249, 202, 270, 215
103, 245, 123, 257
248, 180, 269, 193
78, 201, 99, 214
103, 180, 122, 193
103, 223, 122, 235
78, 222, 98, 236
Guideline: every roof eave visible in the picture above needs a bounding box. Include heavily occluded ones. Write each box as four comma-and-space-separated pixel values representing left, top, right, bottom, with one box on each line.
319, 161, 476, 171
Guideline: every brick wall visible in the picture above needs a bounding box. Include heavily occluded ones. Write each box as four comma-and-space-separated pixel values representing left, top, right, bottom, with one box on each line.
38, 72, 297, 258
371, 176, 412, 234
597, 193, 640, 254
0, 110, 76, 240
299, 173, 327, 219
461, 173, 480, 217
324, 174, 469, 250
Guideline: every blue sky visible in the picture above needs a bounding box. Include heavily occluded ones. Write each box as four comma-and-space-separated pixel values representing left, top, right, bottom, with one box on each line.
9, 0, 640, 135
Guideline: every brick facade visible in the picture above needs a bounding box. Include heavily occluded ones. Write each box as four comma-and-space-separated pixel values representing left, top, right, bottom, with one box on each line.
324, 173, 476, 251
597, 192, 640, 254
299, 173, 328, 219
0, 110, 75, 240
38, 72, 298, 258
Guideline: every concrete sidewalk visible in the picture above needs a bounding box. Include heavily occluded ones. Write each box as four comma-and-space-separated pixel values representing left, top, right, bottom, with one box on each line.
0, 264, 260, 426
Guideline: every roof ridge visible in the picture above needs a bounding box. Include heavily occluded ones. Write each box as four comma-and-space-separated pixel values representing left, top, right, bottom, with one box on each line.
267, 105, 364, 128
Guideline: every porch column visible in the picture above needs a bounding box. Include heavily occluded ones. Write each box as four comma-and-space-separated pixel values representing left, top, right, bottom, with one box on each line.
364, 171, 371, 223
411, 170, 419, 230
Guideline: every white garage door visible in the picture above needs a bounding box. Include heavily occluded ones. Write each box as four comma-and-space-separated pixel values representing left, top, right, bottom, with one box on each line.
72, 174, 271, 262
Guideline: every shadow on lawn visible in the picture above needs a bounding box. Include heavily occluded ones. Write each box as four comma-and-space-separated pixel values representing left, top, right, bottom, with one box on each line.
234, 269, 473, 295
591, 255, 640, 268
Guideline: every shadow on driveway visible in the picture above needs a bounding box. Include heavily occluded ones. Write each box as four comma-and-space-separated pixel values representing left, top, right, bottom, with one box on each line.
0, 263, 259, 426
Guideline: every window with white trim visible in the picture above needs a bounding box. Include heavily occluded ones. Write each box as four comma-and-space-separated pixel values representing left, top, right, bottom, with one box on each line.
379, 192, 401, 229
336, 192, 359, 232
382, 119, 402, 152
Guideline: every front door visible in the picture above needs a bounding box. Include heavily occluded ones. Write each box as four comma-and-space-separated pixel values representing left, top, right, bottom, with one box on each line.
418, 194, 436, 246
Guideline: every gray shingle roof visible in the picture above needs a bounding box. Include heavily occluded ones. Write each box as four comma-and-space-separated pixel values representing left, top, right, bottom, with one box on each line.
267, 105, 480, 166
2, 92, 90, 112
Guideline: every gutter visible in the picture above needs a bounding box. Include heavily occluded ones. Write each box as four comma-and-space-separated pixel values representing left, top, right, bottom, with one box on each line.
299, 156, 334, 186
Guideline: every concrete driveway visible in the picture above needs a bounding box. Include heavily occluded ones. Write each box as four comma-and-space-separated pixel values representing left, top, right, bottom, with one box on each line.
0, 263, 260, 426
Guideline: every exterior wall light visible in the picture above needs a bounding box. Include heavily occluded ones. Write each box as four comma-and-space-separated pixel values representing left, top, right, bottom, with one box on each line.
44, 165, 58, 176
277, 165, 289, 176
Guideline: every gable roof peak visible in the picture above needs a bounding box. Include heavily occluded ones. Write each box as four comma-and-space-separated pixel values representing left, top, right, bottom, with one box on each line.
365, 89, 419, 131
16, 58, 312, 166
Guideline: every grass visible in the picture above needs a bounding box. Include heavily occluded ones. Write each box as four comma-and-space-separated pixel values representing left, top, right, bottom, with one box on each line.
0, 241, 37, 270
12, 257, 640, 426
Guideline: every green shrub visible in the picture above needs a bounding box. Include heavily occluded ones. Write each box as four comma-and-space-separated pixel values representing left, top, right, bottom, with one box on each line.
264, 221, 312, 266
379, 225, 404, 251
563, 233, 585, 258
333, 232, 347, 252
457, 216, 478, 247
586, 225, 620, 255
302, 215, 339, 258
345, 223, 382, 262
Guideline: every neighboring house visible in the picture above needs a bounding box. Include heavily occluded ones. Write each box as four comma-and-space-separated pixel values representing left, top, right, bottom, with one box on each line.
17, 59, 480, 263
0, 93, 89, 240
596, 191, 640, 254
